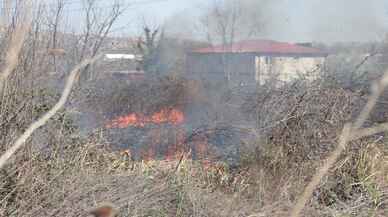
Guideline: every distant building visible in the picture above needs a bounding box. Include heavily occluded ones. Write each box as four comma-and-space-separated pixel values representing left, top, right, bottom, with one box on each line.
91, 49, 145, 82
186, 39, 328, 87
104, 53, 141, 61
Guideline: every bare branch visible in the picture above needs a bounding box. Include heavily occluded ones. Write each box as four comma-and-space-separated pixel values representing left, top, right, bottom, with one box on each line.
0, 54, 102, 170
290, 67, 388, 217
0, 1, 32, 95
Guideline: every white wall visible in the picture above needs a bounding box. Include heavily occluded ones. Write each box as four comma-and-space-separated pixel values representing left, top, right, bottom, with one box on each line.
255, 56, 325, 85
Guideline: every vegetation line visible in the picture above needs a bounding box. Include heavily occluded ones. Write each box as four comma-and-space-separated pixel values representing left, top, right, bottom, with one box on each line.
0, 54, 102, 170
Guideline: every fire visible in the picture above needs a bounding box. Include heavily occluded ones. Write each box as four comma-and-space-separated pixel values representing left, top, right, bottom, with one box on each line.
106, 108, 211, 164
106, 108, 185, 128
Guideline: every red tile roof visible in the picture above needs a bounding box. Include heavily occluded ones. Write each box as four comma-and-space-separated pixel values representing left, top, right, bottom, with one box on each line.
190, 39, 327, 56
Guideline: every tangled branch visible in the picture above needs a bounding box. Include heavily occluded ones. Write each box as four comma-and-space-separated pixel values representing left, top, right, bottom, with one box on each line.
0, 55, 102, 170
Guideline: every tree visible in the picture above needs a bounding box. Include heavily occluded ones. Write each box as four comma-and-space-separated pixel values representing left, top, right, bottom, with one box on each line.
199, 0, 266, 45
198, 0, 266, 83
136, 26, 165, 77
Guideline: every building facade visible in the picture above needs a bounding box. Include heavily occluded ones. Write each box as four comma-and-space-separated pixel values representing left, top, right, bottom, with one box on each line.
186, 39, 328, 87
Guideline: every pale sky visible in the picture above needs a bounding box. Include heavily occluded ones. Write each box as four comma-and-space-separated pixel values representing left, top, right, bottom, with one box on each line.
65, 0, 388, 43
114, 0, 208, 34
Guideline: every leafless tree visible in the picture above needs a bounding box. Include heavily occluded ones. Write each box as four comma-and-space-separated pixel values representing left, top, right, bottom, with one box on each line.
136, 25, 165, 76
0, 1, 125, 213
198, 0, 265, 83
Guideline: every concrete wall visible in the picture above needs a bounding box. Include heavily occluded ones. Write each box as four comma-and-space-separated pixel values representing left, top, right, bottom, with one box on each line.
186, 53, 256, 86
255, 56, 325, 85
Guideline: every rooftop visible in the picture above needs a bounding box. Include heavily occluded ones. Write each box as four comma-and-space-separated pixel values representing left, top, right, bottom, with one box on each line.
191, 39, 328, 56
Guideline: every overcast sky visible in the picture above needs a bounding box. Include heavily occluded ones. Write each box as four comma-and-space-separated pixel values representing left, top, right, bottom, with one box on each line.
67, 0, 388, 43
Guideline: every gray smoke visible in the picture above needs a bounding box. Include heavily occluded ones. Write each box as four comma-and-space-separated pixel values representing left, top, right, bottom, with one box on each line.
305, 0, 388, 42
164, 0, 388, 43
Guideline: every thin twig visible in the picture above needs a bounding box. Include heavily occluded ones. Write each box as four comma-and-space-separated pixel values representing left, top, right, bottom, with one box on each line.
0, 102, 27, 128
0, 1, 32, 95
290, 68, 388, 217
0, 55, 102, 170
290, 124, 352, 217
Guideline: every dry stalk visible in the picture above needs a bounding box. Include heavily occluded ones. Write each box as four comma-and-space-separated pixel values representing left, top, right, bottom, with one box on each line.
0, 1, 32, 94
290, 69, 388, 217
0, 54, 102, 170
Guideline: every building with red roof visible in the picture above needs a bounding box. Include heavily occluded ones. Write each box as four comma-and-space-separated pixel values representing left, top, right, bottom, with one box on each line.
186, 39, 328, 87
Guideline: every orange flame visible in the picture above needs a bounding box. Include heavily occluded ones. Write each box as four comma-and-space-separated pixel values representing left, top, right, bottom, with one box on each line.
106, 108, 185, 128
106, 108, 212, 164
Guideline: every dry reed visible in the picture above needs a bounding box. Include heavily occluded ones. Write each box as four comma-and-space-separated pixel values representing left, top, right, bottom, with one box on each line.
290, 69, 388, 217
0, 54, 102, 170
0, 1, 32, 94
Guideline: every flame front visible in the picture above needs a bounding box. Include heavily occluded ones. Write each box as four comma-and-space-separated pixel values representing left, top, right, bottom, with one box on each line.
106, 108, 210, 163
106, 108, 185, 128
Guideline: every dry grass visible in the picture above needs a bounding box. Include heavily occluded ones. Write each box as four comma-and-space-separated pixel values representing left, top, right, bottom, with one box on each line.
0, 55, 102, 170
0, 76, 387, 216
291, 70, 388, 217
0, 1, 31, 94
0, 2, 387, 216
0, 129, 387, 217
1, 69, 387, 216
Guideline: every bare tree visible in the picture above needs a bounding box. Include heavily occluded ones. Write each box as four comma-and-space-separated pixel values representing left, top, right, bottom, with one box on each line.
199, 0, 265, 45
0, 0, 126, 214
199, 0, 265, 83
136, 25, 165, 77
75, 0, 125, 81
